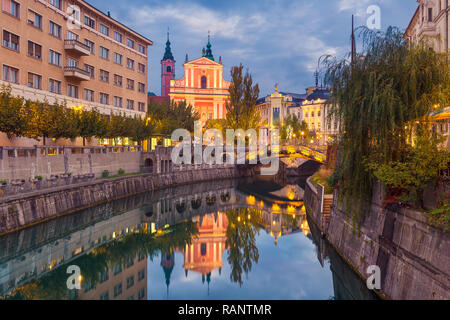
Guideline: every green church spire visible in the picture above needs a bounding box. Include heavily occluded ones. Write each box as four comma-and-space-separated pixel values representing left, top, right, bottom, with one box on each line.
163, 30, 174, 61
204, 32, 214, 61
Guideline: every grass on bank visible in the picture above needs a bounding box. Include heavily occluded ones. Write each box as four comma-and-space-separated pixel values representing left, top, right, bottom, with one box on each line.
100, 169, 142, 180
311, 166, 335, 195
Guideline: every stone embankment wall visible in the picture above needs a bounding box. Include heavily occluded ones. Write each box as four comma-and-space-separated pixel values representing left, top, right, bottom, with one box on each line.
0, 145, 142, 182
0, 166, 238, 235
305, 179, 450, 300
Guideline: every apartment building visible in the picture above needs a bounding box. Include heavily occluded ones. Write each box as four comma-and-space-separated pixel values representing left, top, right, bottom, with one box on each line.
0, 0, 152, 146
405, 0, 449, 53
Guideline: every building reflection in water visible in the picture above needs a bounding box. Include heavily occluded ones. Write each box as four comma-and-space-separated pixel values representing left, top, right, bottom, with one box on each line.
0, 179, 374, 300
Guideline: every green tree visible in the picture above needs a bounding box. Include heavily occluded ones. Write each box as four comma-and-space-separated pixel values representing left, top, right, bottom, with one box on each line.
225, 64, 261, 130
147, 99, 199, 135
324, 26, 450, 225
366, 128, 449, 208
77, 108, 103, 146
129, 115, 152, 146
0, 85, 29, 139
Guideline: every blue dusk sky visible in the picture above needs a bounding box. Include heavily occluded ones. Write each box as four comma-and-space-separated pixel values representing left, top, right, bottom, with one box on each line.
88, 0, 418, 97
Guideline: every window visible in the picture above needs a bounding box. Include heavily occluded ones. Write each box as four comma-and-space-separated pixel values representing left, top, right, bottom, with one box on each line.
113, 283, 122, 298
138, 102, 146, 112
100, 46, 109, 59
114, 53, 122, 65
428, 8, 433, 22
84, 15, 95, 28
3, 0, 20, 18
125, 257, 134, 268
100, 24, 110, 36
138, 63, 145, 73
126, 276, 134, 289
27, 10, 42, 29
3, 30, 20, 51
49, 79, 61, 94
99, 270, 109, 283
201, 243, 207, 256
84, 89, 94, 102
49, 0, 62, 10
2, 65, 19, 83
138, 269, 145, 281
67, 84, 79, 98
49, 21, 61, 39
166, 66, 171, 73
114, 96, 122, 108
201, 76, 207, 89
138, 44, 146, 54
127, 100, 134, 110
126, 79, 134, 90
100, 70, 109, 82
127, 58, 134, 69
27, 73, 42, 89
49, 50, 62, 66
114, 32, 123, 43
67, 31, 79, 41
99, 93, 109, 105
28, 41, 42, 60
114, 74, 122, 86
138, 82, 145, 93
84, 39, 94, 54
67, 57, 78, 68
83, 281, 94, 293
138, 288, 145, 300
99, 291, 109, 300
127, 38, 135, 49
84, 64, 94, 78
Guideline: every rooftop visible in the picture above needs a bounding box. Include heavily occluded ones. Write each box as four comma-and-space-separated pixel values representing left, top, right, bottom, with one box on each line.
82, 0, 153, 45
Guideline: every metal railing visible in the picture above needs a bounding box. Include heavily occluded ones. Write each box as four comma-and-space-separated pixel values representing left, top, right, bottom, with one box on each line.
64, 39, 91, 52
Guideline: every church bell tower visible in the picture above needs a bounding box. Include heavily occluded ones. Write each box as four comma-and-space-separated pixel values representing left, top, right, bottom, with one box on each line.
161, 31, 175, 97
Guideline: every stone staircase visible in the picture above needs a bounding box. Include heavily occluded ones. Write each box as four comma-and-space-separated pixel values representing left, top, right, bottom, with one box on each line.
321, 195, 333, 230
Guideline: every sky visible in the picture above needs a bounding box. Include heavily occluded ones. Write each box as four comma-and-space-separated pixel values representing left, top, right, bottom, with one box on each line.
89, 0, 418, 97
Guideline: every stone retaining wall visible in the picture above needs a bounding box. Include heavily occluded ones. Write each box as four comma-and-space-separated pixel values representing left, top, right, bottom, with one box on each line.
0, 166, 239, 235
305, 179, 450, 300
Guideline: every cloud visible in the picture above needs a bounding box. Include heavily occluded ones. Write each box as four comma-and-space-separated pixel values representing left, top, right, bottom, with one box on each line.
129, 3, 266, 42
101, 0, 414, 96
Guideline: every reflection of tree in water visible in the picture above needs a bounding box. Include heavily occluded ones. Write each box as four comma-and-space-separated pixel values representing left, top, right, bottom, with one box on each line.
2, 221, 198, 300
225, 208, 262, 287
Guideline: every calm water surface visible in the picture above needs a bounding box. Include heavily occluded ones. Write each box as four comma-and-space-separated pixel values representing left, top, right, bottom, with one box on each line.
0, 178, 378, 300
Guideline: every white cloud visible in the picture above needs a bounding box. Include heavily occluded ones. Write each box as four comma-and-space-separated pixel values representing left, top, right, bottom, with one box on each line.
129, 4, 266, 42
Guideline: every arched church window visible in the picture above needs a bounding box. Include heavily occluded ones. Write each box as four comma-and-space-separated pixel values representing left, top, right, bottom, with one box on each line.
201, 76, 207, 89
166, 66, 172, 73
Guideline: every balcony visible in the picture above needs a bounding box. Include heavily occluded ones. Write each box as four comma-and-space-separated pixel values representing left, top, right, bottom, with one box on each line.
64, 66, 90, 81
64, 39, 91, 56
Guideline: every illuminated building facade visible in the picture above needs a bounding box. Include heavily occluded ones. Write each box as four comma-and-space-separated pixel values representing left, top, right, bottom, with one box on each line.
169, 36, 231, 125
256, 85, 338, 145
256, 84, 306, 129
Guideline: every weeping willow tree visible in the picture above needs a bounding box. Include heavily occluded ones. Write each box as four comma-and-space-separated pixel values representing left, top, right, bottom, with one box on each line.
324, 26, 450, 227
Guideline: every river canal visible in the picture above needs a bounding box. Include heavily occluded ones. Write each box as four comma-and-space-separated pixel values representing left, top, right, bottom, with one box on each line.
0, 178, 378, 300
